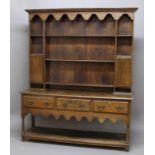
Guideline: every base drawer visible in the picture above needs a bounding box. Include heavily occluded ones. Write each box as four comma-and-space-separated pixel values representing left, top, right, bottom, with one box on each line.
23, 96, 55, 109
93, 100, 128, 114
57, 98, 90, 111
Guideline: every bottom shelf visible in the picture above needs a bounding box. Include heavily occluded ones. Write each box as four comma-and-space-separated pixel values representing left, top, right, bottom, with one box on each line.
23, 127, 129, 150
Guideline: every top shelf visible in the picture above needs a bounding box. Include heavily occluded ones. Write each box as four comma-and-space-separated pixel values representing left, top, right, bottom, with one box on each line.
30, 13, 134, 36
30, 35, 133, 37
26, 8, 138, 13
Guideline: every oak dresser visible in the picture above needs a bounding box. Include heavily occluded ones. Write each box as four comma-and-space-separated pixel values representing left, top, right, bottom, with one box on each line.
21, 8, 138, 150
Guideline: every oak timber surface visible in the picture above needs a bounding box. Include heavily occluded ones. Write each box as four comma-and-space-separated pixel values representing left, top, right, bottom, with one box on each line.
22, 7, 137, 150
21, 89, 132, 100
25, 8, 138, 13
23, 127, 128, 148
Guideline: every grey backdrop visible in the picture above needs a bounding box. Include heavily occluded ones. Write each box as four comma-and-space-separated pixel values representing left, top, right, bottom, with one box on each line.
10, 0, 144, 155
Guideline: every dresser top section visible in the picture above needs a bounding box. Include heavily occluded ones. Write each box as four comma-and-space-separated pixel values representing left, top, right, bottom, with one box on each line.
25, 8, 138, 13
21, 89, 132, 100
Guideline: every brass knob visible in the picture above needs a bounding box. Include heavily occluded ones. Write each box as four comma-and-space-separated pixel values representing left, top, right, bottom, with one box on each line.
62, 103, 68, 108
44, 102, 49, 107
116, 106, 124, 111
97, 106, 106, 111
79, 103, 85, 109
28, 101, 33, 106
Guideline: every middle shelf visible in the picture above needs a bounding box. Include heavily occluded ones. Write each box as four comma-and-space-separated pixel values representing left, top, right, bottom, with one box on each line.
30, 36, 133, 58
45, 61, 115, 86
45, 59, 116, 63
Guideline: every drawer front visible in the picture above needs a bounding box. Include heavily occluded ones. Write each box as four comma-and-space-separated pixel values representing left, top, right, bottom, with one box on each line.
93, 100, 128, 114
57, 98, 90, 111
23, 96, 55, 109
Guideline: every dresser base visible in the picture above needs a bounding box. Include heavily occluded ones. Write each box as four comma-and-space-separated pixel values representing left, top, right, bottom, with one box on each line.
22, 127, 129, 150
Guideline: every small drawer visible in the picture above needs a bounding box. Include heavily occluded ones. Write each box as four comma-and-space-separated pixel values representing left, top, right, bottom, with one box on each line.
57, 98, 90, 111
23, 95, 55, 109
93, 100, 128, 114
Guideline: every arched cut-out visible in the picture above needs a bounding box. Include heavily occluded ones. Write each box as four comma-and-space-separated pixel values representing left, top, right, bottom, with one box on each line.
45, 15, 62, 35
40, 12, 135, 21
30, 15, 43, 35
117, 14, 133, 35
74, 14, 86, 35
29, 111, 128, 124
85, 14, 116, 36
60, 14, 74, 35
44, 13, 117, 36
24, 108, 129, 125
99, 14, 116, 36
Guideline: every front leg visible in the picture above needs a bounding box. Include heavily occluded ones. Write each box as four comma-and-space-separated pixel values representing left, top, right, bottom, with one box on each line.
31, 114, 35, 128
21, 115, 26, 141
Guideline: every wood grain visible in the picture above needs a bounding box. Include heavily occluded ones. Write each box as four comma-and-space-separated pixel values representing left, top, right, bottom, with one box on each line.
23, 127, 129, 149
23, 95, 55, 109
30, 56, 43, 83
93, 100, 128, 114
115, 58, 131, 87
30, 15, 43, 35
57, 98, 90, 111
23, 8, 137, 150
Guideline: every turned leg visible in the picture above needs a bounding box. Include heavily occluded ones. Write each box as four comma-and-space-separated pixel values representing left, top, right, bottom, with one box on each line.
126, 124, 130, 151
22, 115, 26, 141
31, 115, 35, 128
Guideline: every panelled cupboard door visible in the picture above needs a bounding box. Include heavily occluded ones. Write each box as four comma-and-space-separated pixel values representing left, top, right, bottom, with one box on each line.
30, 56, 43, 83
115, 58, 131, 87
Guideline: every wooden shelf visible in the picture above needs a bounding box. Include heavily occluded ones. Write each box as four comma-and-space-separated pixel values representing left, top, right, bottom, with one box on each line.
45, 82, 115, 88
116, 55, 132, 59
30, 54, 44, 56
45, 35, 133, 38
45, 35, 116, 37
45, 59, 115, 63
30, 35, 43, 37
117, 35, 133, 37
23, 127, 128, 149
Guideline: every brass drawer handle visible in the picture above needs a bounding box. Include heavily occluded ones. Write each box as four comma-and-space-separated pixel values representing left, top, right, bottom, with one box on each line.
97, 106, 106, 111
79, 103, 85, 109
44, 102, 49, 107
62, 103, 68, 108
116, 106, 124, 111
28, 101, 33, 106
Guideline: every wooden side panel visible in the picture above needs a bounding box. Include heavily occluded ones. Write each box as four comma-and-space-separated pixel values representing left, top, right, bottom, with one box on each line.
117, 37, 132, 56
31, 37, 43, 54
115, 58, 131, 87
30, 56, 43, 83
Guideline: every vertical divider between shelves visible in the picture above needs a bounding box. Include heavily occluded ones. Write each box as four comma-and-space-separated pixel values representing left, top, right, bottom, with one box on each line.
131, 19, 134, 94
114, 20, 118, 93
29, 15, 32, 88
43, 20, 46, 89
